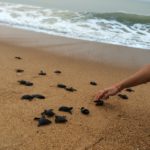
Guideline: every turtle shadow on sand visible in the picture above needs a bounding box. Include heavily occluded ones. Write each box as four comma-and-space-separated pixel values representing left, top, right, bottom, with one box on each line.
96, 102, 118, 111
105, 103, 116, 110
100, 102, 126, 116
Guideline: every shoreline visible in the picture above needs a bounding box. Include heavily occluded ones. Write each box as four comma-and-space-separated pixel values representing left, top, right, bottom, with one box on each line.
0, 25, 150, 69
1, 23, 150, 50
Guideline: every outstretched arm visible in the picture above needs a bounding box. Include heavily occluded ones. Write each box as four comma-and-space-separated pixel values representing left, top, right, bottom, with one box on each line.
94, 64, 150, 100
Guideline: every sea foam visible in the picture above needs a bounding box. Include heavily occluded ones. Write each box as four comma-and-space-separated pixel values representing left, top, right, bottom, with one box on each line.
0, 2, 150, 49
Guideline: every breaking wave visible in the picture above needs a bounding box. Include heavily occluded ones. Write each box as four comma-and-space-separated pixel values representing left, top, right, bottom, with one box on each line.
0, 2, 150, 49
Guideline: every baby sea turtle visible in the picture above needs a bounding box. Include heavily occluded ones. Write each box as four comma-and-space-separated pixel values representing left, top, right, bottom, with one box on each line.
34, 117, 51, 127
18, 80, 33, 86
94, 100, 104, 106
21, 94, 45, 101
21, 95, 34, 101
65, 87, 77, 92
57, 83, 66, 88
38, 70, 46, 76
118, 94, 128, 100
59, 106, 73, 114
90, 81, 97, 86
54, 70, 61, 74
16, 69, 24, 73
41, 109, 55, 117
32, 94, 46, 99
55, 115, 67, 123
15, 56, 22, 60
81, 107, 90, 115
126, 88, 134, 92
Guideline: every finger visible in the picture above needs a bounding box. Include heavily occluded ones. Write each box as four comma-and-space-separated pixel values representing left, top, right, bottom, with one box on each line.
94, 91, 104, 100
94, 90, 107, 100
103, 90, 114, 99
104, 89, 118, 99
94, 92, 102, 100
103, 94, 109, 100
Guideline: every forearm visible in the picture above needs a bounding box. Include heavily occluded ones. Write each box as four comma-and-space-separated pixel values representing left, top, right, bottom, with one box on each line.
116, 64, 150, 90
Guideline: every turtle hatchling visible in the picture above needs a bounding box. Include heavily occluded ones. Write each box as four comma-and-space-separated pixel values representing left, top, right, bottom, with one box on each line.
126, 88, 134, 92
18, 80, 33, 86
34, 117, 51, 127
41, 109, 55, 117
16, 69, 24, 73
55, 115, 67, 123
59, 106, 73, 114
65, 87, 77, 92
15, 56, 22, 60
32, 94, 45, 99
21, 95, 34, 101
57, 83, 66, 88
54, 70, 61, 74
90, 81, 97, 86
39, 70, 46, 76
94, 100, 104, 106
81, 107, 90, 115
118, 94, 128, 100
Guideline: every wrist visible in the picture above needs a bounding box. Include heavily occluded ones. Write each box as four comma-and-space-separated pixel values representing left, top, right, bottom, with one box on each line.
114, 83, 124, 92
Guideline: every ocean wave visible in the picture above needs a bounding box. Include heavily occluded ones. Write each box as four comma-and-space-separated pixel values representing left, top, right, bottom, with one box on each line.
84, 12, 150, 24
0, 2, 150, 49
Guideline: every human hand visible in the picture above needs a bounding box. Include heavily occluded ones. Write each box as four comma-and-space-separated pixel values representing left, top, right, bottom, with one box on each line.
94, 84, 122, 100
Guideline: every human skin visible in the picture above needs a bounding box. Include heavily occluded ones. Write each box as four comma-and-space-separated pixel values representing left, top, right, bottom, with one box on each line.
94, 64, 150, 100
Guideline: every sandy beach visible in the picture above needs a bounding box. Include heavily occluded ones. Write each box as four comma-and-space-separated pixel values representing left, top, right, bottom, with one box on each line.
0, 26, 150, 150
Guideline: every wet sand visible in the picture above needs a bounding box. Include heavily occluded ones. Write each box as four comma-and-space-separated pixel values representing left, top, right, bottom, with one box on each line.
0, 26, 150, 150
1, 25, 150, 69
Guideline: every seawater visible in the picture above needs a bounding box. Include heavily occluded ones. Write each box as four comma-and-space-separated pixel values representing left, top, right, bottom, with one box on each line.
0, 1, 150, 49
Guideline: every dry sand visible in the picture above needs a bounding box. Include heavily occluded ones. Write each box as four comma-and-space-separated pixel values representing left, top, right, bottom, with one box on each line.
0, 26, 150, 150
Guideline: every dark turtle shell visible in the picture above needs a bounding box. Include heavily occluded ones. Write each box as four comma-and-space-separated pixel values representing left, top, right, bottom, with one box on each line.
34, 117, 51, 127
54, 70, 61, 74
32, 94, 45, 99
118, 94, 128, 100
38, 70, 46, 76
41, 109, 55, 117
94, 100, 104, 106
18, 80, 26, 84
21, 95, 34, 101
65, 87, 77, 92
81, 107, 90, 115
18, 80, 33, 86
55, 115, 67, 123
34, 117, 40, 121
59, 106, 73, 114
126, 88, 134, 92
16, 69, 24, 73
15, 56, 22, 60
90, 81, 97, 86
57, 84, 66, 88
21, 94, 45, 101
